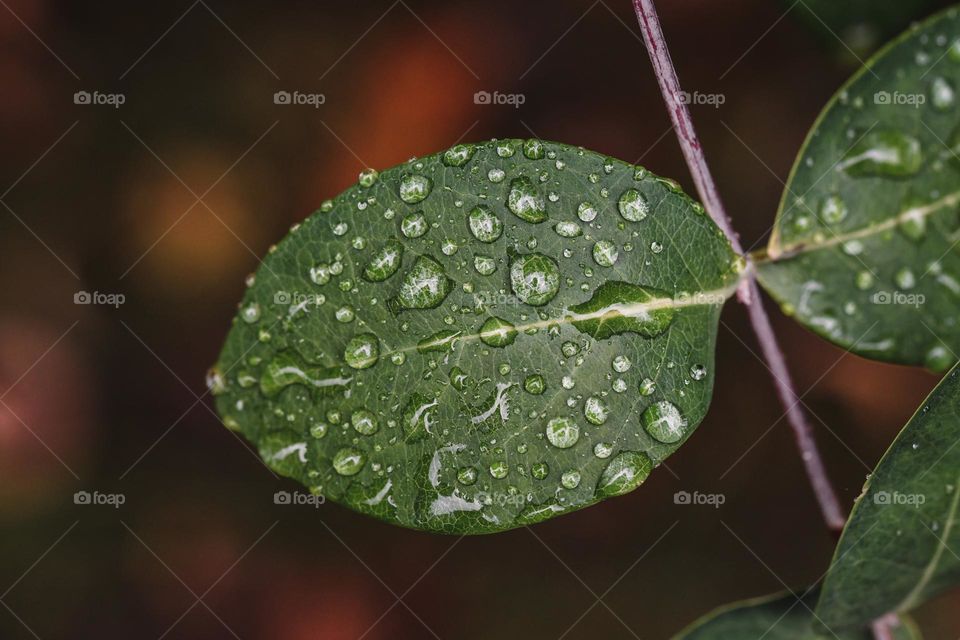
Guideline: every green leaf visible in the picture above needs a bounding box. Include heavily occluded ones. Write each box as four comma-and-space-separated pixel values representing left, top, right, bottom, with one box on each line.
756, 7, 960, 370
817, 364, 960, 627
675, 589, 920, 639
211, 139, 741, 534
788, 0, 940, 58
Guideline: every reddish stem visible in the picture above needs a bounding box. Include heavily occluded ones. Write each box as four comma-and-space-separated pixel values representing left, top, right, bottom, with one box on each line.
630, 0, 846, 533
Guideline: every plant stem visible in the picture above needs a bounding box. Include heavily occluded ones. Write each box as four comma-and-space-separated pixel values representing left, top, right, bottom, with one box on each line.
630, 0, 846, 533
871, 615, 899, 640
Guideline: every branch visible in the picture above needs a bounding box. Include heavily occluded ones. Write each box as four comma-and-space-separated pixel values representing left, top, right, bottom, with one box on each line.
870, 615, 900, 640
631, 0, 846, 533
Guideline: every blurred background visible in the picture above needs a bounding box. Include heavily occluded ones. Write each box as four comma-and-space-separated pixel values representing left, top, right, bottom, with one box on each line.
1, 0, 958, 638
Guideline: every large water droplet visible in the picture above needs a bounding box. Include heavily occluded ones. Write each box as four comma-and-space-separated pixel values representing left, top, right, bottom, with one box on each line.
332, 447, 365, 476
596, 451, 652, 497
507, 176, 547, 223
399, 174, 432, 203
395, 256, 452, 309
583, 396, 609, 425
569, 281, 674, 340
524, 374, 545, 395
474, 255, 497, 275
523, 138, 545, 160
468, 205, 503, 243
443, 144, 476, 167
344, 333, 380, 369
400, 211, 428, 238
358, 168, 379, 187
840, 130, 922, 177
577, 202, 598, 222
592, 240, 619, 267
402, 393, 438, 442
417, 329, 461, 353
618, 188, 649, 222
510, 253, 560, 306
642, 400, 687, 443
259, 352, 352, 397
351, 410, 379, 435
363, 240, 403, 282
561, 470, 581, 489
479, 316, 518, 347
545, 417, 580, 448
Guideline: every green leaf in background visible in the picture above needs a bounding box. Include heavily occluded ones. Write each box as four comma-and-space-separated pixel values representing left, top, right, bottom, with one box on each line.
210, 139, 741, 534
816, 364, 960, 627
756, 7, 960, 370
788, 0, 942, 59
675, 589, 920, 640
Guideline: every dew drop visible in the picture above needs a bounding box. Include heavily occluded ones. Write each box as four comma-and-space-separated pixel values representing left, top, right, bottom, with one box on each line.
618, 188, 649, 222
400, 211, 428, 238
524, 374, 545, 395
468, 205, 503, 243
596, 451, 652, 497
332, 447, 365, 476
577, 202, 598, 222
344, 333, 380, 369
363, 240, 403, 282
561, 471, 581, 489
510, 253, 560, 306
399, 174, 432, 203
584, 395, 609, 425
351, 410, 379, 435
840, 130, 923, 178
592, 240, 619, 267
506, 176, 547, 223
443, 144, 476, 167
642, 400, 687, 443
545, 417, 580, 448
479, 316, 518, 347
396, 256, 452, 309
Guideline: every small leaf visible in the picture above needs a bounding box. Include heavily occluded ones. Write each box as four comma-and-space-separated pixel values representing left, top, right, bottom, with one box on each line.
211, 139, 740, 534
675, 589, 920, 639
756, 7, 960, 370
817, 364, 960, 627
